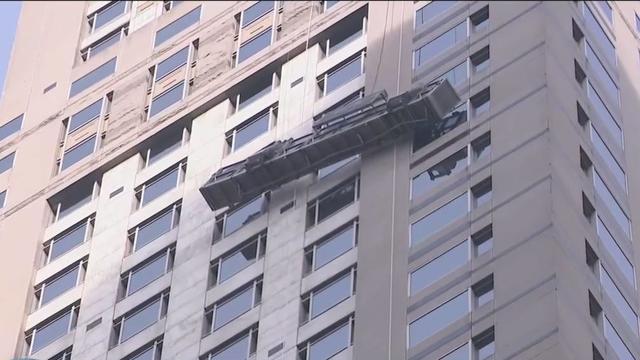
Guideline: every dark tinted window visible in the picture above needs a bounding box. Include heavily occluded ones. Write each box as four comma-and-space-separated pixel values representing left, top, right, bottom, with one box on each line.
149, 82, 185, 118
242, 1, 274, 27
69, 99, 102, 133
238, 28, 272, 64
0, 114, 23, 142
0, 152, 15, 174
61, 135, 97, 170
69, 58, 116, 97
154, 6, 201, 48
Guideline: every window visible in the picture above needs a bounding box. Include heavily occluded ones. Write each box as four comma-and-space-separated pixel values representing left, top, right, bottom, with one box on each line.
50, 347, 73, 360
319, 53, 364, 96
472, 224, 493, 256
0, 114, 23, 142
226, 109, 274, 151
43, 216, 94, 265
124, 338, 163, 360
585, 42, 618, 104
317, 155, 358, 179
591, 126, 625, 191
440, 343, 468, 360
154, 6, 201, 48
324, 0, 339, 11
414, 21, 466, 68
68, 99, 103, 134
412, 148, 467, 199
128, 202, 181, 253
471, 131, 491, 160
82, 27, 127, 60
410, 192, 468, 247
216, 195, 268, 238
302, 269, 355, 322
26, 304, 79, 355
209, 231, 267, 287
201, 326, 258, 360
88, 1, 128, 33
0, 151, 15, 174
583, 5, 615, 65
34, 260, 86, 308
142, 125, 189, 167
587, 83, 622, 148
597, 217, 635, 287
470, 5, 489, 32
69, 57, 116, 97
604, 317, 635, 360
241, 1, 274, 27
237, 28, 272, 64
636, 13, 640, 33
232, 71, 275, 113
408, 290, 469, 348
600, 265, 638, 334
438, 61, 468, 86
473, 327, 495, 360
113, 291, 169, 345
60, 135, 97, 171
472, 274, 494, 307
155, 47, 190, 81
0, 190, 5, 209
307, 177, 359, 228
304, 221, 357, 273
322, 15, 365, 57
149, 82, 185, 118
410, 240, 468, 296
471, 177, 492, 208
471, 46, 490, 73
595, 1, 612, 23
470, 87, 490, 116
163, 0, 182, 12
204, 279, 262, 334
120, 246, 175, 299
299, 316, 354, 360
314, 89, 365, 121
593, 171, 630, 238
48, 178, 99, 222
415, 1, 456, 28
135, 161, 186, 208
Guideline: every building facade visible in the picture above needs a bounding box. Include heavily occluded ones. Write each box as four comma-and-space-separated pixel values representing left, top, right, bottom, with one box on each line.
1, 1, 639, 359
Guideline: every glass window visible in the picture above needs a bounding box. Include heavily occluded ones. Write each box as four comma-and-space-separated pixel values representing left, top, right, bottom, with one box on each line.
0, 151, 15, 174
227, 111, 270, 151
0, 114, 23, 142
45, 219, 90, 263
125, 340, 162, 360
472, 224, 493, 256
85, 28, 124, 59
595, 1, 613, 23
440, 343, 468, 360
61, 135, 97, 171
308, 320, 352, 360
312, 222, 356, 270
124, 248, 173, 297
145, 128, 185, 166
586, 42, 618, 104
69, 57, 116, 97
470, 87, 490, 115
156, 47, 189, 81
90, 1, 127, 31
132, 204, 180, 252
470, 46, 490, 73
210, 281, 261, 331
0, 190, 5, 209
50, 179, 96, 221
593, 171, 630, 238
211, 233, 266, 286
472, 275, 494, 307
584, 5, 615, 65
473, 327, 495, 360
326, 27, 362, 56
241, 1, 274, 27
587, 83, 622, 148
408, 290, 469, 348
471, 177, 492, 208
591, 126, 625, 191
307, 178, 358, 227
324, 54, 362, 94
223, 196, 266, 236
119, 294, 167, 343
204, 328, 257, 360
29, 307, 76, 354
410, 192, 468, 247
317, 155, 358, 179
415, 1, 456, 28
414, 21, 466, 68
412, 148, 467, 199
38, 264, 81, 306
410, 241, 468, 296
471, 132, 491, 160
237, 28, 272, 64
597, 217, 635, 287
600, 266, 638, 334
137, 162, 184, 207
236, 76, 272, 112
309, 271, 353, 319
49, 347, 73, 360
69, 99, 102, 133
604, 317, 635, 360
438, 61, 467, 86
636, 14, 640, 33
154, 6, 201, 48
149, 81, 185, 118
324, 0, 339, 11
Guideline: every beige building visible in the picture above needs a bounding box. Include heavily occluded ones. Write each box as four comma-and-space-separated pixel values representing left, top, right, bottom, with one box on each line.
1, 1, 640, 360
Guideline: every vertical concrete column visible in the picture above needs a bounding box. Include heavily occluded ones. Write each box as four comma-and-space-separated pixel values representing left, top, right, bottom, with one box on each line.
161, 103, 227, 358
72, 155, 142, 360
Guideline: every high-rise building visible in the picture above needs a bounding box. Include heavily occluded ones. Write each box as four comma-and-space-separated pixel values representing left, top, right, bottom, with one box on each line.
1, 1, 639, 360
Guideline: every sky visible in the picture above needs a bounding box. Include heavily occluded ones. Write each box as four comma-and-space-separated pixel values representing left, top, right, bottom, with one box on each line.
0, 1, 21, 98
